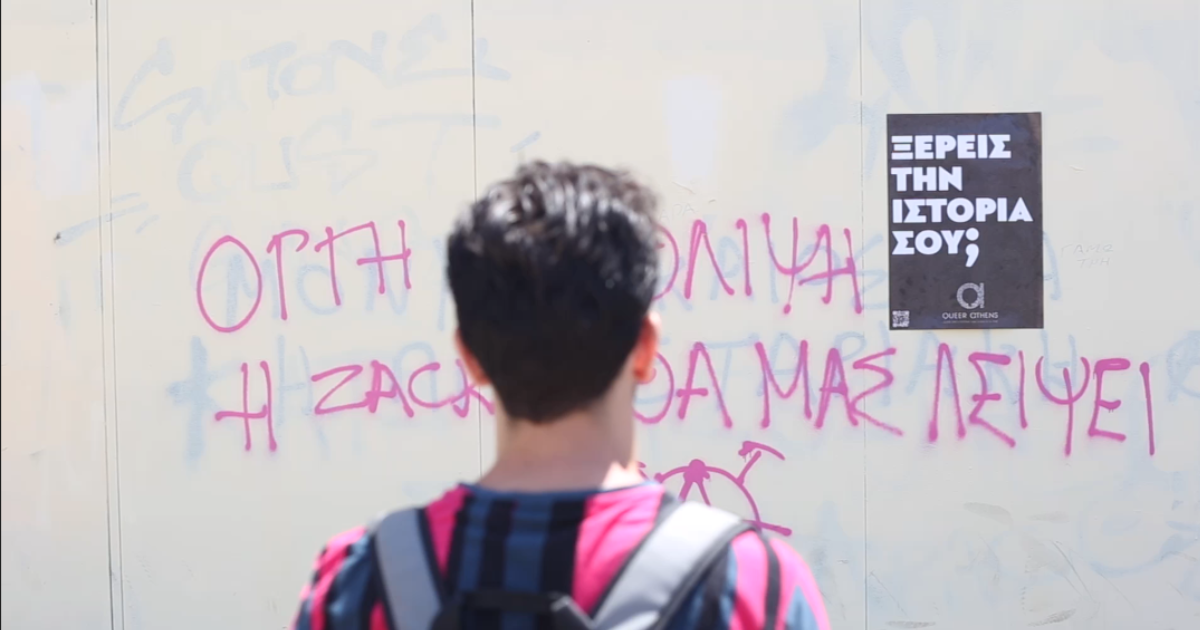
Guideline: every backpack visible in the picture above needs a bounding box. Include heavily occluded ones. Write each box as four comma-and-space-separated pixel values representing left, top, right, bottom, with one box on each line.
372, 496, 763, 630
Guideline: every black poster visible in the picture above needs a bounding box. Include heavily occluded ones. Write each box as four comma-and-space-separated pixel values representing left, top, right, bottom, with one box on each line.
887, 112, 1043, 330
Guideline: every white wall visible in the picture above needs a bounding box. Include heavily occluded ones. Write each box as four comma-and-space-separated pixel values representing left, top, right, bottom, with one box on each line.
2, 1, 1197, 628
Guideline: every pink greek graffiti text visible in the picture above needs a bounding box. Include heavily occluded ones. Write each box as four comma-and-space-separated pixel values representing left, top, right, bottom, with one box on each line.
1018, 351, 1029, 429
1078, 357, 1156, 455
1087, 358, 1131, 443
929, 345, 1028, 447
214, 360, 276, 452
1035, 356, 1092, 457
652, 225, 681, 301
966, 352, 1017, 448
312, 220, 412, 307
197, 218, 411, 333
754, 339, 813, 428
196, 235, 264, 333
266, 229, 309, 321
640, 440, 791, 536
761, 213, 802, 314
652, 215, 861, 314
635, 352, 676, 425
675, 342, 734, 427
849, 348, 903, 435
683, 220, 735, 300
733, 218, 753, 297
815, 347, 853, 430
757, 214, 862, 316
1140, 362, 1155, 456
928, 343, 966, 443
756, 342, 897, 434
795, 225, 862, 315
198, 338, 1166, 458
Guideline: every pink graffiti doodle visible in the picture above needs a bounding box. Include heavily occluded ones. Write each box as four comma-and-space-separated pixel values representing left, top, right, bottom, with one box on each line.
639, 441, 792, 536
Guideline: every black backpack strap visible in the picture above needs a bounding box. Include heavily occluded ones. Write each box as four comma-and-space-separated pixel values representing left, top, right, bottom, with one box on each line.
373, 507, 443, 629
591, 501, 751, 630
760, 530, 782, 629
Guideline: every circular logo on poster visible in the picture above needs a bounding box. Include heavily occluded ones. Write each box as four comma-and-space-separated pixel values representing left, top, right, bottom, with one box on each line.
956, 282, 985, 310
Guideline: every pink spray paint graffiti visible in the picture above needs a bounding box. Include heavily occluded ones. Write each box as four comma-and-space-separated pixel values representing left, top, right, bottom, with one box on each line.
197, 334, 1163, 458
194, 212, 862, 336
639, 440, 793, 536
184, 214, 1166, 462
196, 218, 413, 332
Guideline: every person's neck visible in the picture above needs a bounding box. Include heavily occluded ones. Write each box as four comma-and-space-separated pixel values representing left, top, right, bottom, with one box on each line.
476, 404, 643, 494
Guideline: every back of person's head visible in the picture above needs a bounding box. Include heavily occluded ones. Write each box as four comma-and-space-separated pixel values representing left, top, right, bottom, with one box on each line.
446, 160, 660, 424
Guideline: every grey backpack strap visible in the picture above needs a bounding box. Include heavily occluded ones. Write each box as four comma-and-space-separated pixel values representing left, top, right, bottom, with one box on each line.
591, 501, 750, 630
373, 507, 443, 629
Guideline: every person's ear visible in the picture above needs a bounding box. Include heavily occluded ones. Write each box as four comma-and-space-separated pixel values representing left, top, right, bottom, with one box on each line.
631, 312, 661, 384
454, 330, 491, 387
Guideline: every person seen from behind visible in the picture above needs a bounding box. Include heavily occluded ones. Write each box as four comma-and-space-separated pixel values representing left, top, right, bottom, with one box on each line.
292, 161, 831, 629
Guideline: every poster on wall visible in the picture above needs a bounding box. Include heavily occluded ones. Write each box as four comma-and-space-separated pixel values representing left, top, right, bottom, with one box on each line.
887, 112, 1044, 330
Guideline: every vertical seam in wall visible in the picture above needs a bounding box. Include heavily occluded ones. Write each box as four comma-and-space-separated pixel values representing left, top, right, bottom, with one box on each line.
95, 1, 124, 629
470, 0, 483, 478
856, 1, 869, 629
470, 0, 479, 197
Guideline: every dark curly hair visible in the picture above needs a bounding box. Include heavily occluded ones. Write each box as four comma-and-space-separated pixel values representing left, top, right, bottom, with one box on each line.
446, 161, 660, 423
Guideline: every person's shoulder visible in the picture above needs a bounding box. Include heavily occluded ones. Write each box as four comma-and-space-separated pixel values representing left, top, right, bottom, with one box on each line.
293, 525, 381, 629
312, 525, 375, 579
293, 487, 474, 630
726, 530, 831, 630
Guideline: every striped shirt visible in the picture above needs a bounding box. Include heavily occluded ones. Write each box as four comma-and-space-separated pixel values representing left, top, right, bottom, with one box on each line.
293, 482, 830, 630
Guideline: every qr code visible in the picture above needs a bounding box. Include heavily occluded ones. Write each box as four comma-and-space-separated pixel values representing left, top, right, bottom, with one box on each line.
892, 310, 910, 328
